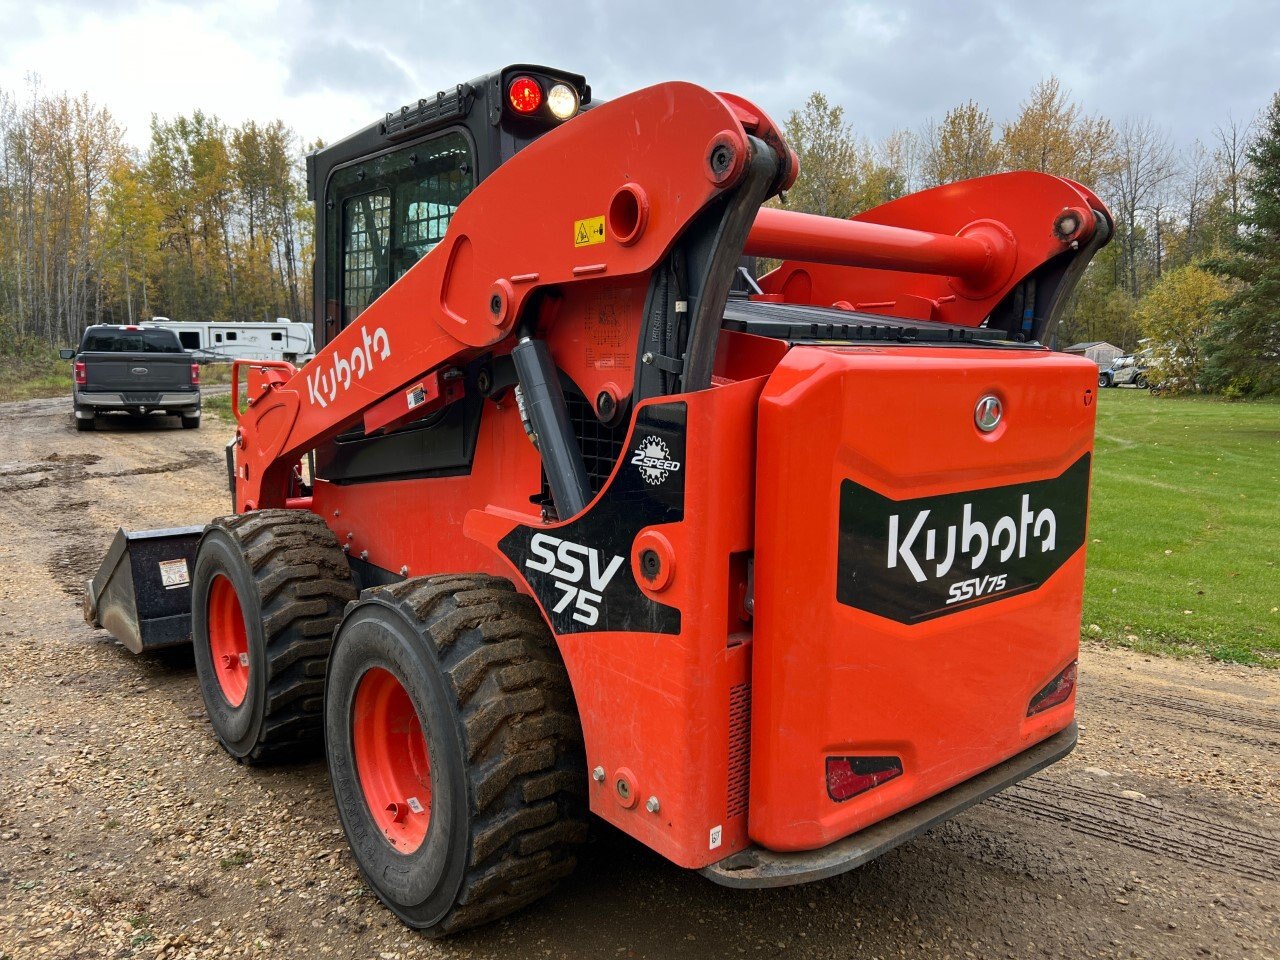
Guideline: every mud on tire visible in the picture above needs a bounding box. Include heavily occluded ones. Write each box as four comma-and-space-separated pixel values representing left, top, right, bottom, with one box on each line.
192, 509, 355, 764
325, 574, 588, 936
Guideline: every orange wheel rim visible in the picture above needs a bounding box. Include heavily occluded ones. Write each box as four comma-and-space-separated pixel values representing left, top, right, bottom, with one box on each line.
352, 667, 433, 853
207, 574, 250, 707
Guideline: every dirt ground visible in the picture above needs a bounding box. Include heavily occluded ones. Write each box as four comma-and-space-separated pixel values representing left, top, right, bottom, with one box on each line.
1, 395, 1277, 960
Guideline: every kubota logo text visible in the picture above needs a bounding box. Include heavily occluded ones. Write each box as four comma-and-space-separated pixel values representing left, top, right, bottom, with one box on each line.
305, 326, 391, 409
525, 533, 625, 627
837, 456, 1090, 624
887, 495, 1057, 584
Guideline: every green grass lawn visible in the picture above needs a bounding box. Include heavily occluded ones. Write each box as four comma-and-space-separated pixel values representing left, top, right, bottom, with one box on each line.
1085, 388, 1279, 665
203, 392, 235, 419
0, 353, 70, 401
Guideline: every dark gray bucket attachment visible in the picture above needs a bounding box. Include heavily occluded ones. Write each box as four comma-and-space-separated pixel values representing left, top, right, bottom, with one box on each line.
84, 526, 204, 654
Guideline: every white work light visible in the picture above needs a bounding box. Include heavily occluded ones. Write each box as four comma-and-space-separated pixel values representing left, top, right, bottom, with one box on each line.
547, 83, 579, 120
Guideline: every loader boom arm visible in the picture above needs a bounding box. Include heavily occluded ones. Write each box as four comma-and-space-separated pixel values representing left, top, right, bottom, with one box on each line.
231, 82, 789, 511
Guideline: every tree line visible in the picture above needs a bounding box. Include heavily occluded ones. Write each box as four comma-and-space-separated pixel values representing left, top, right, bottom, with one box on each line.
0, 79, 312, 353
780, 77, 1278, 396
0, 74, 1275, 394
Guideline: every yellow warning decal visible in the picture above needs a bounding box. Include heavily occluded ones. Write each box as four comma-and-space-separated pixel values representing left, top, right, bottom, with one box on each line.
574, 215, 606, 248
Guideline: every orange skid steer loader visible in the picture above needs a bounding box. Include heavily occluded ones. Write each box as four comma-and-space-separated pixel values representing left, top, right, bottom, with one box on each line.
84, 65, 1110, 934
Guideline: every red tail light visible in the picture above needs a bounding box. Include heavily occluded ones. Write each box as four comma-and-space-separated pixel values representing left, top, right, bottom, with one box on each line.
826, 756, 903, 802
507, 76, 543, 114
1028, 661, 1077, 716
74, 361, 87, 385
191, 363, 200, 385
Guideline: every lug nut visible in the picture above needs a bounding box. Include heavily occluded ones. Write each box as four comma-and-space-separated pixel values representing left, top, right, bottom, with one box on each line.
645, 796, 660, 814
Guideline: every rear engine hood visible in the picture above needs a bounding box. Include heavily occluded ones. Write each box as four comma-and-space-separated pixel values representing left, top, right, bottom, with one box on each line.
749, 344, 1096, 851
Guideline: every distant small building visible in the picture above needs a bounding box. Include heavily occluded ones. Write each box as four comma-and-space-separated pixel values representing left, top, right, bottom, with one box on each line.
1063, 341, 1124, 368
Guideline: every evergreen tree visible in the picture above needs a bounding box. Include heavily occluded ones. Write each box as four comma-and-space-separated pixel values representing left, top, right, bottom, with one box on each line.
1206, 92, 1280, 397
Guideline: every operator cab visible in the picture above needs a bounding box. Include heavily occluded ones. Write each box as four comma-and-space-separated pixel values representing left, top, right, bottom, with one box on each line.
307, 66, 591, 349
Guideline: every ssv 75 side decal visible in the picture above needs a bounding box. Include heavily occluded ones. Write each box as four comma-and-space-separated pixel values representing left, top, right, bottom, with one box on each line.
499, 403, 687, 636
525, 533, 626, 627
837, 455, 1091, 623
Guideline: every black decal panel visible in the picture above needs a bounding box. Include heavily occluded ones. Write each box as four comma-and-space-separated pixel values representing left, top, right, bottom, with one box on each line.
837, 454, 1091, 624
500, 403, 685, 635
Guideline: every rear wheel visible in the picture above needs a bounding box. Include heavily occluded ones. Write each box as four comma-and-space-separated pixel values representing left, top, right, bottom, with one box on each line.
325, 574, 587, 935
192, 510, 355, 763
181, 413, 201, 429
1134, 373, 1149, 389
74, 416, 95, 432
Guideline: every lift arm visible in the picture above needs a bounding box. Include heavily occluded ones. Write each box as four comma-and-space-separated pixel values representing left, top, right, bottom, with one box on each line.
231, 82, 792, 511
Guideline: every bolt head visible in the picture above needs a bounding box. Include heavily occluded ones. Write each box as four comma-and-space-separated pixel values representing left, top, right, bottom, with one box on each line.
360, 550, 369, 560
592, 766, 605, 783
399, 565, 409, 576
645, 796, 660, 814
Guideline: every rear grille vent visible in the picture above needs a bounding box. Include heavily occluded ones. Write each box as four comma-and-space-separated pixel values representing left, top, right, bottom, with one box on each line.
123, 393, 161, 404
536, 391, 630, 514
727, 682, 751, 819
565, 390, 628, 495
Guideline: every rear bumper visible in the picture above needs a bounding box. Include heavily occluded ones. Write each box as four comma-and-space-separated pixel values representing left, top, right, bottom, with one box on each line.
701, 721, 1077, 889
75, 391, 200, 414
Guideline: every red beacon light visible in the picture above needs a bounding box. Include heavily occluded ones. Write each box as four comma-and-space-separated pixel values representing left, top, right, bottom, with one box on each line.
507, 76, 543, 114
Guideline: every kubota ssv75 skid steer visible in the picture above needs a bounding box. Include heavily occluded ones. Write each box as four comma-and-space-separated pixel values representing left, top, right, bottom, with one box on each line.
84, 65, 1111, 934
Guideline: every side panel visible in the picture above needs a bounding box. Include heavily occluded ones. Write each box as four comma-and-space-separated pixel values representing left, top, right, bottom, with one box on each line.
466, 378, 763, 868
750, 345, 1096, 852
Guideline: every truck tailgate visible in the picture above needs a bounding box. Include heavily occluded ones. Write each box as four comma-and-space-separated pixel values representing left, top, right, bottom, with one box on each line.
749, 344, 1096, 852
82, 353, 193, 392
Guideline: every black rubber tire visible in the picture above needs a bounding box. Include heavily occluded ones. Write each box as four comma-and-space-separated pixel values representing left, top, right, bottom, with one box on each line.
192, 510, 355, 764
74, 416, 94, 431
181, 414, 201, 429
1134, 373, 1149, 389
1098, 373, 1111, 388
325, 574, 587, 936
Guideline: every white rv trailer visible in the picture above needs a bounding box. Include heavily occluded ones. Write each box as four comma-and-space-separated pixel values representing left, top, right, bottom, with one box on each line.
143, 318, 315, 365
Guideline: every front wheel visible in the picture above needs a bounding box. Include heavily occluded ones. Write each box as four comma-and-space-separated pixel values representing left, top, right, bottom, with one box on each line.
325, 575, 587, 935
1098, 373, 1111, 388
192, 510, 355, 763
1134, 373, 1149, 389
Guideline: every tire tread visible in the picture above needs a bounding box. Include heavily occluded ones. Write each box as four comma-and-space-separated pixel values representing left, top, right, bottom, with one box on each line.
360, 574, 586, 934
209, 509, 355, 763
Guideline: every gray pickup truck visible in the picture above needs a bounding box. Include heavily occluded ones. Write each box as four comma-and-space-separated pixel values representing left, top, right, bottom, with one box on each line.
60, 325, 201, 431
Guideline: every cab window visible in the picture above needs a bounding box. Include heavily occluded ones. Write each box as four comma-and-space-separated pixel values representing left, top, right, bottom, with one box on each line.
328, 132, 475, 328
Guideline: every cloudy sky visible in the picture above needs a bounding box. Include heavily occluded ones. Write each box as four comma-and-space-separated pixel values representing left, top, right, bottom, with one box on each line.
1, 0, 1276, 152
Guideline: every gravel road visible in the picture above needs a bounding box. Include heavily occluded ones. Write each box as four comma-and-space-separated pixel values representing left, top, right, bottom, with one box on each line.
1, 396, 1277, 960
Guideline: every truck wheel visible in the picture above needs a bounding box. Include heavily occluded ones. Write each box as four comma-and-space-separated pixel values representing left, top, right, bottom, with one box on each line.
75, 416, 95, 432
325, 575, 587, 935
182, 414, 201, 429
192, 510, 355, 764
